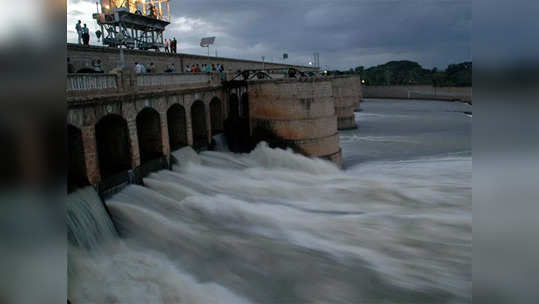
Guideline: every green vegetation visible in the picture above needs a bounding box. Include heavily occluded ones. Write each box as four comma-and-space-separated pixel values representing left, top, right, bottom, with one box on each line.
331, 60, 472, 87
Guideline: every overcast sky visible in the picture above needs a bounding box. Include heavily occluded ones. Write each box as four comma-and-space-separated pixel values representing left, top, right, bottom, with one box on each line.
67, 0, 471, 70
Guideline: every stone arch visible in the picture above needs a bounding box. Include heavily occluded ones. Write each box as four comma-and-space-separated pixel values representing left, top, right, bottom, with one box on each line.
136, 107, 163, 163
167, 104, 188, 151
95, 114, 131, 179
240, 93, 249, 118
191, 100, 208, 149
210, 97, 223, 135
229, 93, 239, 119
67, 124, 89, 192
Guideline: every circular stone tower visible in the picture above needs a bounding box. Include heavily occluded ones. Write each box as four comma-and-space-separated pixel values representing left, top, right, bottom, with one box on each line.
248, 78, 342, 167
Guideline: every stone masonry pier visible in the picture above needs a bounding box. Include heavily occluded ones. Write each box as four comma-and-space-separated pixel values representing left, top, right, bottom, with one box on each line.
331, 75, 362, 130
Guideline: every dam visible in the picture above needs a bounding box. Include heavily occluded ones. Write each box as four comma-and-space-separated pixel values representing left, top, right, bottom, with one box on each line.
67, 45, 362, 195
65, 42, 471, 304
62, 1, 472, 303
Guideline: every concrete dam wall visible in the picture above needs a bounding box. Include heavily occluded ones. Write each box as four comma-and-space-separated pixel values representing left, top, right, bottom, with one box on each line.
248, 78, 342, 167
331, 76, 361, 130
66, 70, 365, 193
363, 85, 472, 102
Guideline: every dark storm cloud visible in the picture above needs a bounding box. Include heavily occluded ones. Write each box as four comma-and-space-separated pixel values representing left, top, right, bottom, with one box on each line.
167, 0, 471, 69
67, 0, 471, 69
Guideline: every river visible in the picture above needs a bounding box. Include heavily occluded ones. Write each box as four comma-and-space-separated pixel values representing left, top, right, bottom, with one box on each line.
67, 99, 472, 303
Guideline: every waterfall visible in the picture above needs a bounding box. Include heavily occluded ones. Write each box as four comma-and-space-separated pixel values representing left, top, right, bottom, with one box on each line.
212, 133, 228, 151
67, 143, 471, 303
67, 186, 117, 251
67, 99, 472, 303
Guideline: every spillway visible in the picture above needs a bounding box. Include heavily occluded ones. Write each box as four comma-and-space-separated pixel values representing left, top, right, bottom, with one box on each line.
67, 99, 471, 303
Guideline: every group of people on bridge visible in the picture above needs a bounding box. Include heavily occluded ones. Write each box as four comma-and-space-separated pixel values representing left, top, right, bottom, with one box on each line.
134, 62, 226, 74
135, 62, 176, 74
185, 63, 225, 73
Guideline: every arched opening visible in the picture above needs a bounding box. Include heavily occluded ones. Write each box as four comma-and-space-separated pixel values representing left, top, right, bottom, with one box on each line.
167, 104, 187, 151
210, 97, 223, 135
191, 100, 208, 149
136, 108, 163, 163
240, 93, 249, 118
76, 68, 98, 74
67, 125, 89, 192
95, 114, 131, 179
224, 91, 252, 153
228, 93, 239, 119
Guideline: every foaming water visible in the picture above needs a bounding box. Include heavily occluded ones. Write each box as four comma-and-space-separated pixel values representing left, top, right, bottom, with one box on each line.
68, 100, 472, 303
68, 141, 471, 303
67, 187, 253, 304
67, 187, 117, 251
212, 133, 228, 151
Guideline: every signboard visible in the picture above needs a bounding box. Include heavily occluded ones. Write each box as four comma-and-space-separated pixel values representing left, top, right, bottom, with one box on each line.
200, 36, 216, 47
283, 53, 288, 59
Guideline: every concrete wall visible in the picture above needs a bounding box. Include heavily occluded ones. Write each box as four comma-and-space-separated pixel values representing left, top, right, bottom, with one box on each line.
331, 75, 361, 130
363, 85, 472, 102
67, 44, 317, 75
248, 78, 342, 167
355, 77, 363, 111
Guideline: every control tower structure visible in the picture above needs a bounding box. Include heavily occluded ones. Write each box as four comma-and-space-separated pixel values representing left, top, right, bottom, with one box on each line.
93, 0, 171, 50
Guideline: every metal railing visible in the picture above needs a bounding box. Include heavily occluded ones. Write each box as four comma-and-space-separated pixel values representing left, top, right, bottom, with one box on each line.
67, 74, 118, 91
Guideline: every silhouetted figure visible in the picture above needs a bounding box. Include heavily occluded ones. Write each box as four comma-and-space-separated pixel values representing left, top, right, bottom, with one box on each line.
67, 57, 75, 74
75, 20, 82, 44
82, 24, 90, 45
92, 58, 103, 73
150, 62, 156, 73
171, 37, 178, 53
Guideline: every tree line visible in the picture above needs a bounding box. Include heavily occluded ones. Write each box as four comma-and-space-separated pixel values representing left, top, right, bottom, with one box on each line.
329, 60, 472, 87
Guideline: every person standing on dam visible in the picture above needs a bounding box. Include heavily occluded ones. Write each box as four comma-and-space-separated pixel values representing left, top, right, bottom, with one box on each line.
75, 20, 82, 44
82, 24, 90, 46
135, 62, 146, 74
164, 39, 170, 53
147, 62, 156, 73
172, 37, 178, 53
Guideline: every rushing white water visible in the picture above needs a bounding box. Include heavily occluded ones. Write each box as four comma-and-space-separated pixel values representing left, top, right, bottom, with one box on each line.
67, 100, 472, 303
67, 187, 253, 304
67, 187, 117, 251
212, 133, 228, 152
